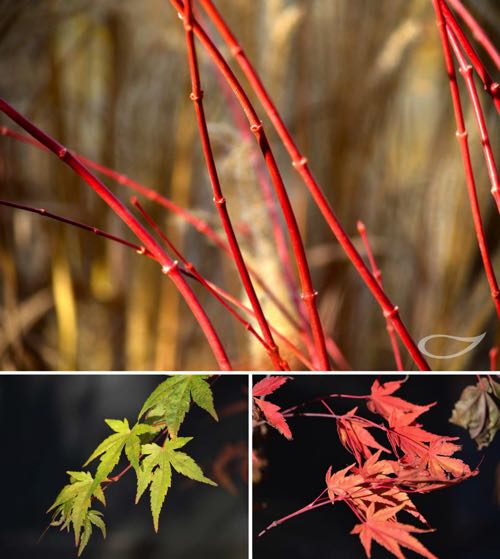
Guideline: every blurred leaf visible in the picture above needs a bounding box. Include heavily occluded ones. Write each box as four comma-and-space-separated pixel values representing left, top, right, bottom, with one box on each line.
450, 379, 500, 449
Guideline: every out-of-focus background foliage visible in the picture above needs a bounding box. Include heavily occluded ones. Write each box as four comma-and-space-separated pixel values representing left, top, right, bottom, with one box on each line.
0, 0, 498, 370
0, 375, 248, 558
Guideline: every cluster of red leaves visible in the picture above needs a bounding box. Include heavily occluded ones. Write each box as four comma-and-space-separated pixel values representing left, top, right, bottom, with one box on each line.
252, 376, 293, 440
327, 379, 477, 559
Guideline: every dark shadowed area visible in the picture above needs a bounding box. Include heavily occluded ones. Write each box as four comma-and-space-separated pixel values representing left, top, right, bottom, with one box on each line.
0, 374, 248, 559
254, 375, 500, 559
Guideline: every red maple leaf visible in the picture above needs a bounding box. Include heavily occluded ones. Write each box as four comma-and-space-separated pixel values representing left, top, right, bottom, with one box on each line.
351, 503, 437, 559
337, 408, 389, 464
252, 376, 291, 397
367, 379, 434, 420
254, 398, 292, 440
403, 439, 471, 480
326, 452, 427, 525
387, 409, 440, 457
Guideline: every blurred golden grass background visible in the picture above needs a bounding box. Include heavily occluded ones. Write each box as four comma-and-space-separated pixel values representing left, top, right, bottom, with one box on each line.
0, 0, 498, 370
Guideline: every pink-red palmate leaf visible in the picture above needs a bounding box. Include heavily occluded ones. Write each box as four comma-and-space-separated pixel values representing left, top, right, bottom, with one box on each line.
254, 398, 292, 440
337, 407, 389, 464
351, 503, 438, 559
367, 379, 434, 420
252, 376, 291, 398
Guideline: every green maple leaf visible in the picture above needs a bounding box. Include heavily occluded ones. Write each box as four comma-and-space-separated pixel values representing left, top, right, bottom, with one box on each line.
135, 437, 216, 532
84, 419, 155, 493
139, 376, 218, 436
78, 510, 106, 556
48, 471, 106, 551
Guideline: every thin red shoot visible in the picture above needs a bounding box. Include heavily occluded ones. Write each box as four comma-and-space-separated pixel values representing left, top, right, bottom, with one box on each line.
440, 0, 500, 113
0, 125, 316, 360
446, 25, 500, 212
357, 221, 404, 370
448, 0, 500, 70
195, 0, 430, 370
173, 0, 331, 370
182, 0, 287, 371
430, 4, 500, 318
0, 97, 232, 371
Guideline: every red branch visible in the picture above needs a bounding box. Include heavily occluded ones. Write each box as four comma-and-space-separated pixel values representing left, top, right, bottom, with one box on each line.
448, 0, 500, 70
430, 3, 500, 318
182, 0, 287, 371
194, 0, 429, 370
0, 97, 232, 370
172, 0, 331, 370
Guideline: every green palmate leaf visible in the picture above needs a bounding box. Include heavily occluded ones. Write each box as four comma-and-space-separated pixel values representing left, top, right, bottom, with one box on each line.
138, 376, 218, 436
84, 419, 155, 493
48, 471, 106, 552
135, 437, 216, 531
78, 510, 106, 557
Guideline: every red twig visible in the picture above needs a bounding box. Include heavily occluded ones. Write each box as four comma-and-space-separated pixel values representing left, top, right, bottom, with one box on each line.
258, 493, 332, 537
0, 198, 153, 257
430, 3, 500, 318
440, 0, 500, 113
357, 221, 403, 370
446, 25, 500, 212
447, 0, 500, 70
182, 0, 287, 371
490, 346, 498, 372
200, 15, 317, 362
0, 125, 308, 361
0, 97, 232, 370
195, 0, 429, 371
131, 197, 314, 369
172, 0, 331, 370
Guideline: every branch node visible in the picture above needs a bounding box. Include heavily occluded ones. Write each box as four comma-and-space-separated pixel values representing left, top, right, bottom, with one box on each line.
136, 246, 146, 255
293, 157, 308, 169
301, 290, 318, 302
57, 147, 68, 159
161, 260, 179, 276
383, 306, 399, 319
250, 121, 263, 133
458, 65, 473, 76
190, 91, 204, 102
455, 130, 468, 139
213, 196, 226, 206
231, 45, 243, 57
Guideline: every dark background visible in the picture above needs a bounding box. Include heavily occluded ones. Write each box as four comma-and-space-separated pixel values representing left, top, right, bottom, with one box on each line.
0, 374, 248, 559
254, 375, 500, 559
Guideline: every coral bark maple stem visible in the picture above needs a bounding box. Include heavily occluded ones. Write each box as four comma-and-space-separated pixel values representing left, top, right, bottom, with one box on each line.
357, 221, 404, 370
3, 119, 303, 342
0, 97, 232, 371
431, 2, 500, 317
440, 0, 500, 113
182, 0, 287, 371
194, 0, 429, 370
174, 0, 330, 370
448, 0, 500, 70
446, 25, 500, 212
